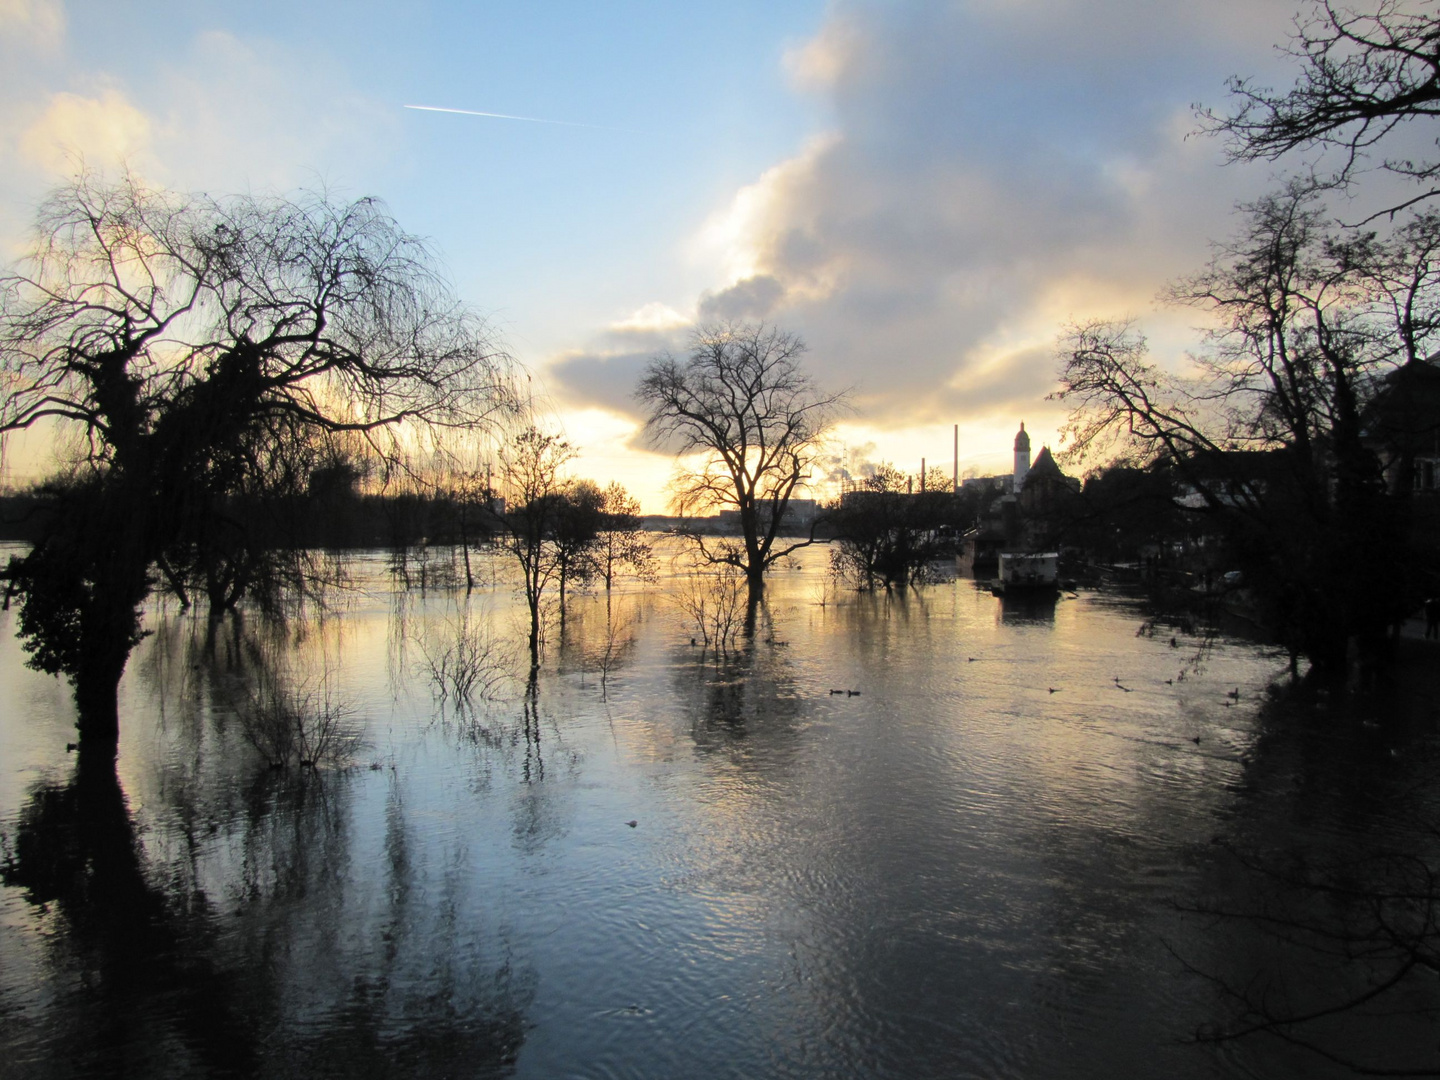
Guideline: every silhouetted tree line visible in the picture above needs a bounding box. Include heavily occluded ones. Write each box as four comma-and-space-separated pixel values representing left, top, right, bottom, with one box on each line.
1055, 182, 1440, 673
0, 473, 487, 552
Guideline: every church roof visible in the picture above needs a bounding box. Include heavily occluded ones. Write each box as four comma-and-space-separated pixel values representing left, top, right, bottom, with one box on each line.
1028, 445, 1062, 479
1013, 422, 1030, 452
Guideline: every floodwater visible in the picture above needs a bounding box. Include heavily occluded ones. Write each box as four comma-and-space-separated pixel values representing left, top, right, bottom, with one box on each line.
2, 544, 1437, 1079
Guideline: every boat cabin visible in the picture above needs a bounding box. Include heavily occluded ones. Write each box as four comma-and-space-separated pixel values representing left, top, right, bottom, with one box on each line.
994, 552, 1059, 595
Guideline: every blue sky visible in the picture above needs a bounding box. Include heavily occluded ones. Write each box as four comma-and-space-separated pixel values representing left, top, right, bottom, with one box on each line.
1, 0, 1318, 509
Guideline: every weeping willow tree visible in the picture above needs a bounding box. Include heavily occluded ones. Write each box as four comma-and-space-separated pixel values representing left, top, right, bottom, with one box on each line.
0, 173, 519, 752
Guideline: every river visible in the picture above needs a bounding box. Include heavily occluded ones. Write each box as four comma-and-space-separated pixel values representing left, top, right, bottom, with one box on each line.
2, 544, 1436, 1078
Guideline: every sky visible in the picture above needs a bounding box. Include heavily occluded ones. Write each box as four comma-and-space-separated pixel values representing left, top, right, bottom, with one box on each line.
0, 0, 1318, 510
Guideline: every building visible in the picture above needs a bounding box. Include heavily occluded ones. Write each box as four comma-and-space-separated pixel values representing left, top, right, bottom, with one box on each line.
716, 497, 817, 533
1362, 354, 1440, 497
1019, 445, 1080, 515
957, 422, 1076, 576
1013, 422, 1031, 491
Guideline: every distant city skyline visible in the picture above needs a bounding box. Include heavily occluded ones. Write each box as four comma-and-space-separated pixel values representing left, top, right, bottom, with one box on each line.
1, 0, 1319, 510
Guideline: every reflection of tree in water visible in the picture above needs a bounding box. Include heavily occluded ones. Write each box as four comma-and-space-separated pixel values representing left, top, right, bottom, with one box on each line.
1177, 680, 1440, 1076
823, 588, 947, 673
2, 683, 532, 1078
2, 754, 261, 1077
556, 593, 646, 700
669, 604, 804, 759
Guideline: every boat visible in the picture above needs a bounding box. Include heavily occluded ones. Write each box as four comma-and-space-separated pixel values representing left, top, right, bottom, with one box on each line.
990, 552, 1060, 597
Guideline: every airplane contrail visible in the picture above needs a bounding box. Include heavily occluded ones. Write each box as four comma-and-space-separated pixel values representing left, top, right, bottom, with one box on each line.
403, 104, 644, 135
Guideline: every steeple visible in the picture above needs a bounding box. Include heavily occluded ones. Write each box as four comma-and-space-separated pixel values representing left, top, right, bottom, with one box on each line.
1013, 421, 1031, 490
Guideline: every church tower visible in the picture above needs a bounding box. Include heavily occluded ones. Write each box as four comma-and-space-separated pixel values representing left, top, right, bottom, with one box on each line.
1013, 421, 1031, 491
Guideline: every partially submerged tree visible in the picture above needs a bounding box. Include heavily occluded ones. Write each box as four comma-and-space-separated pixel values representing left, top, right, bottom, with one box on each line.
550, 478, 605, 614
435, 462, 497, 592
0, 174, 517, 750
672, 559, 747, 659
589, 481, 656, 591
637, 322, 843, 598
829, 464, 958, 590
491, 426, 575, 663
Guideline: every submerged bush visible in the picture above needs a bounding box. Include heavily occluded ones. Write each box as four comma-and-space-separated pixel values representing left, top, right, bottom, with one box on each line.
672, 561, 747, 657
414, 609, 514, 707
237, 676, 362, 769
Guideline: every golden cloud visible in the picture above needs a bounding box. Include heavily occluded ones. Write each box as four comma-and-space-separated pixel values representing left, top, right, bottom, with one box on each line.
20, 88, 155, 176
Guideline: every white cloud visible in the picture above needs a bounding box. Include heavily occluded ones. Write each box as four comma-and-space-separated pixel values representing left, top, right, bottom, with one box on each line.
2, 26, 398, 223
610, 301, 691, 334
0, 0, 64, 51
782, 15, 862, 92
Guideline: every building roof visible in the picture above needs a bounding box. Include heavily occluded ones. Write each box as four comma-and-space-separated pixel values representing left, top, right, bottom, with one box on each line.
1013, 421, 1030, 452
1027, 445, 1062, 480
1363, 357, 1440, 447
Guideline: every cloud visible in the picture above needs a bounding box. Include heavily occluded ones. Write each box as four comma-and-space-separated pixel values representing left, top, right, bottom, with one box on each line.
548, 347, 660, 420
3, 27, 397, 204
544, 306, 693, 437
646, 0, 1302, 435
0, 0, 64, 51
610, 301, 690, 334
697, 274, 786, 322
19, 86, 155, 175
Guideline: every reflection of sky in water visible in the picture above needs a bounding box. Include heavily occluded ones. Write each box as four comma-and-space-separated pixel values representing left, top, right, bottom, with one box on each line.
2, 543, 1436, 1078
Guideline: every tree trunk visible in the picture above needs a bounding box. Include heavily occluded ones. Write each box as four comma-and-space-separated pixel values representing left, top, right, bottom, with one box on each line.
72, 652, 125, 753
71, 559, 147, 754
459, 509, 474, 592
527, 595, 541, 666
745, 564, 766, 601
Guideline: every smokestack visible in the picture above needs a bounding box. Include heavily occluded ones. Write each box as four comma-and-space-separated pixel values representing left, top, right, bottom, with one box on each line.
953, 424, 958, 493
921, 457, 926, 493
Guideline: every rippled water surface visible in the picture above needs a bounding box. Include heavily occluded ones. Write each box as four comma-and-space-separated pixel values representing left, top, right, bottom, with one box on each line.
2, 546, 1437, 1078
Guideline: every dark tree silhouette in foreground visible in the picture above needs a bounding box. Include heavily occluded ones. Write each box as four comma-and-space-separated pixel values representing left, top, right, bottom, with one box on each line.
1056, 186, 1439, 674
637, 322, 843, 598
0, 174, 516, 754
1201, 1, 1440, 219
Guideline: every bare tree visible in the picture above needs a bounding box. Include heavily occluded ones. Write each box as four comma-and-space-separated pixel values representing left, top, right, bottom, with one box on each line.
437, 464, 496, 592
637, 322, 844, 598
672, 559, 747, 659
0, 173, 517, 752
491, 426, 575, 664
829, 465, 959, 591
1200, 1, 1440, 219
